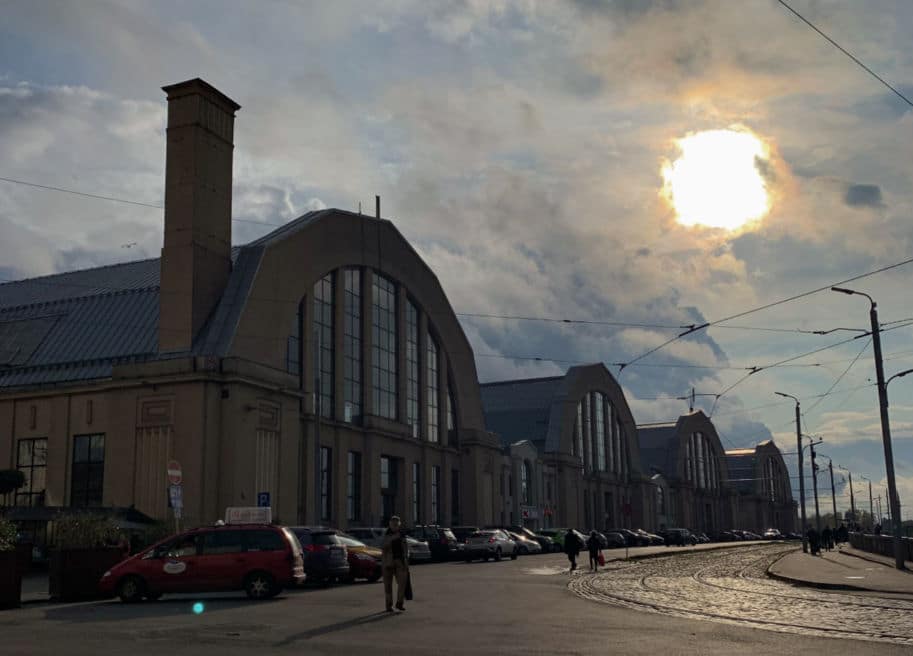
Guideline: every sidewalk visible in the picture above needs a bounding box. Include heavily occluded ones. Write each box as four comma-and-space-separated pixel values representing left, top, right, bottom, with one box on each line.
839, 544, 913, 570
768, 547, 913, 594
21, 572, 49, 604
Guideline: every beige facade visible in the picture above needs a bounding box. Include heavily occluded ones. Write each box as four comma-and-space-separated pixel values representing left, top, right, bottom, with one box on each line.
726, 441, 797, 534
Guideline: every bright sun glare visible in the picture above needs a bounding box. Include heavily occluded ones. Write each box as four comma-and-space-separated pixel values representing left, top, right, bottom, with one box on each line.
662, 128, 771, 230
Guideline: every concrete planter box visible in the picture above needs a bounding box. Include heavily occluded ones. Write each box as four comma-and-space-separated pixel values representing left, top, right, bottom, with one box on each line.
0, 551, 22, 609
49, 548, 124, 602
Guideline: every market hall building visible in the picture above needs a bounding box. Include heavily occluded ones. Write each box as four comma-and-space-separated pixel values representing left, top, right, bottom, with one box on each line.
637, 411, 735, 536
480, 364, 657, 532
725, 441, 797, 534
0, 78, 508, 536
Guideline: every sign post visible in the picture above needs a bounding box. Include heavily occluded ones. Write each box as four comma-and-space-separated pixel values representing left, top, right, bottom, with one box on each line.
167, 460, 183, 532
257, 492, 271, 508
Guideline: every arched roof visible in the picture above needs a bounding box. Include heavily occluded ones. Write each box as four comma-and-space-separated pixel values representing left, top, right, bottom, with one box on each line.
637, 410, 729, 483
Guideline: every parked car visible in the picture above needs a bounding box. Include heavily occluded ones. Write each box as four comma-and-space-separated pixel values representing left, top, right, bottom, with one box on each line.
785, 532, 803, 540
763, 528, 782, 540
742, 530, 763, 540
506, 531, 542, 555
335, 534, 382, 583
603, 531, 627, 548
635, 529, 665, 546
535, 529, 563, 552
718, 530, 743, 542
99, 523, 306, 602
606, 528, 648, 547
486, 525, 553, 554
407, 536, 433, 564
660, 528, 697, 547
451, 526, 481, 544
694, 532, 711, 544
409, 525, 463, 561
464, 530, 518, 562
288, 526, 350, 584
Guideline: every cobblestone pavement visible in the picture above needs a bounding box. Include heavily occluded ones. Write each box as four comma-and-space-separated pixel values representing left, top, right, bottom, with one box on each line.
569, 543, 913, 646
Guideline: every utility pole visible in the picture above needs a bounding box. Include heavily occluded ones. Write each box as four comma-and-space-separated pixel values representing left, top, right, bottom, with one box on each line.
866, 477, 874, 530
828, 459, 837, 528
831, 288, 906, 569
776, 392, 807, 553
840, 466, 856, 526
810, 439, 821, 533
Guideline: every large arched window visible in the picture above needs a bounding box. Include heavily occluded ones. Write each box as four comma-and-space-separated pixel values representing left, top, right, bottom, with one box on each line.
343, 269, 362, 423
314, 273, 334, 418
594, 392, 606, 472
426, 335, 440, 443
372, 274, 398, 419
521, 461, 532, 505
405, 300, 420, 437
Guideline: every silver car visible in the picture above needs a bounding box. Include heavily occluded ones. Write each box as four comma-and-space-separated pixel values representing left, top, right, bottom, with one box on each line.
346, 527, 432, 563
464, 529, 518, 562
507, 531, 542, 555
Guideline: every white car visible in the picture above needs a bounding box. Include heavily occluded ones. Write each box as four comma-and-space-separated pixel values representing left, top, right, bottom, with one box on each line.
763, 528, 782, 540
464, 529, 518, 562
346, 527, 432, 563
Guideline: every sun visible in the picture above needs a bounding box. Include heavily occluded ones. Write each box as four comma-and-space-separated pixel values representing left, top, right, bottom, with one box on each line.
662, 128, 772, 230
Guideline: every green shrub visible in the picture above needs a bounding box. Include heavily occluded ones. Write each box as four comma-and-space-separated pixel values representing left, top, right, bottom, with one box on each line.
0, 517, 16, 552
54, 514, 120, 549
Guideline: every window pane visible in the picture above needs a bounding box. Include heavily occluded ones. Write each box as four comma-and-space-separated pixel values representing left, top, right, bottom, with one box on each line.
343, 269, 362, 423
406, 300, 420, 437
371, 274, 398, 420
426, 335, 439, 443
202, 531, 244, 555
314, 273, 335, 418
245, 530, 283, 551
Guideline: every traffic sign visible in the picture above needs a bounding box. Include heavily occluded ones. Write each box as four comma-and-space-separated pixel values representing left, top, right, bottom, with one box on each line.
167, 460, 182, 485
169, 484, 183, 510
257, 492, 271, 508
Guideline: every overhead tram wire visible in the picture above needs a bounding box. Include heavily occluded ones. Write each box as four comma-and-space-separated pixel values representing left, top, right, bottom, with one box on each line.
777, 0, 913, 110
618, 256, 913, 374
802, 337, 873, 417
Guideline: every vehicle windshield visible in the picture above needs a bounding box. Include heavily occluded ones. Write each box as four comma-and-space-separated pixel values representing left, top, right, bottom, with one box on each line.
442, 529, 456, 540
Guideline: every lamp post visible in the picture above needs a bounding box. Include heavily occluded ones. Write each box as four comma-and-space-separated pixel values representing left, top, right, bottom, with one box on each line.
775, 392, 807, 552
831, 287, 906, 569
861, 475, 874, 531
803, 435, 824, 533
819, 455, 838, 529
839, 465, 856, 526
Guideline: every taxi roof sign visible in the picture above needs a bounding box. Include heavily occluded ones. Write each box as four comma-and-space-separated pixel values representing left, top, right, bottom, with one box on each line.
225, 506, 272, 525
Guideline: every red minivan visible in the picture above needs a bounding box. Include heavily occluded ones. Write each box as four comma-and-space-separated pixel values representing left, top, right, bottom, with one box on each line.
98, 524, 306, 602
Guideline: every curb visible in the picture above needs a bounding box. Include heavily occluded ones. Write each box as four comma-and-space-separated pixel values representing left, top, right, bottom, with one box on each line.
837, 547, 913, 574
765, 552, 910, 594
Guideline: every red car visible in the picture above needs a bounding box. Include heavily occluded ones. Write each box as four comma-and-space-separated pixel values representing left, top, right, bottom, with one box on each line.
98, 523, 305, 602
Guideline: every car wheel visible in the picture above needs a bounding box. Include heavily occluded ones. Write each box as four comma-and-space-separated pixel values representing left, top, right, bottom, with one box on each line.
465, 556, 473, 563
367, 571, 381, 583
494, 548, 502, 562
244, 571, 278, 600
520, 546, 528, 555
510, 549, 518, 561
117, 575, 145, 603
144, 591, 162, 601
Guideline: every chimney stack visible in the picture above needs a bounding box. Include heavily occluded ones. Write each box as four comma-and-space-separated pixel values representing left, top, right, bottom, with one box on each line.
158, 78, 240, 353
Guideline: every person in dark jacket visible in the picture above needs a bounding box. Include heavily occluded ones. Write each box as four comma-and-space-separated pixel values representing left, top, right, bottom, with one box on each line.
564, 529, 582, 571
821, 526, 833, 552
586, 531, 602, 571
381, 516, 410, 612
807, 527, 820, 555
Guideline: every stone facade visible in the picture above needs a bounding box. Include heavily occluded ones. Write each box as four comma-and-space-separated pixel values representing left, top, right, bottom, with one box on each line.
726, 441, 797, 534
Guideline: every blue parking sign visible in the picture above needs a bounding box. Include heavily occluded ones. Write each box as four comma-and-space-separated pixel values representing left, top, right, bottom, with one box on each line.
257, 492, 270, 508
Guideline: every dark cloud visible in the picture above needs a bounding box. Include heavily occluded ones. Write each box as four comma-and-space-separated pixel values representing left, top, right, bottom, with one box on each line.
844, 184, 884, 209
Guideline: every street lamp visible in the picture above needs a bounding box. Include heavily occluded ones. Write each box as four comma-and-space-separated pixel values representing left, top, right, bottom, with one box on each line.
838, 464, 856, 526
831, 286, 905, 570
802, 435, 824, 533
775, 391, 807, 553
860, 475, 875, 532
819, 454, 839, 529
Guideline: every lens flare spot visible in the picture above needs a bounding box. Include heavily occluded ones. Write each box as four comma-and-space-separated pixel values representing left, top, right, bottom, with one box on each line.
662, 128, 772, 230
192, 601, 205, 615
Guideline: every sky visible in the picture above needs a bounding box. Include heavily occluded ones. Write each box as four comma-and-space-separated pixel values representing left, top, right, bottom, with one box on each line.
1, 0, 911, 521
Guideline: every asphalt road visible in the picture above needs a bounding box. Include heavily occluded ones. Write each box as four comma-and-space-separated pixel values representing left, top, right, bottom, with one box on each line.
3, 544, 911, 655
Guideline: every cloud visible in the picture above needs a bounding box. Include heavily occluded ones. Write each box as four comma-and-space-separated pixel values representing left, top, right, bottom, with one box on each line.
844, 183, 884, 208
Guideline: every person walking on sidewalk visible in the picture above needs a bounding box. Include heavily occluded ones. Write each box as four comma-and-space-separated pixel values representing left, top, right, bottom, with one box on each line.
564, 529, 583, 571
807, 527, 820, 555
822, 526, 833, 552
586, 531, 602, 571
381, 516, 410, 612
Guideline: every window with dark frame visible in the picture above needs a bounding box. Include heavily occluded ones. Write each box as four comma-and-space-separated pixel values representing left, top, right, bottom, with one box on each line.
412, 462, 421, 524
343, 269, 362, 423
314, 273, 335, 418
371, 274, 398, 420
347, 451, 362, 522
451, 469, 460, 526
320, 446, 332, 522
426, 334, 439, 443
405, 300, 421, 437
15, 438, 47, 507
431, 465, 441, 524
71, 433, 104, 507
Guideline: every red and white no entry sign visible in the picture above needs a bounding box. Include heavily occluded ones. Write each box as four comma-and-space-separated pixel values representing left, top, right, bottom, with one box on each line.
167, 460, 182, 485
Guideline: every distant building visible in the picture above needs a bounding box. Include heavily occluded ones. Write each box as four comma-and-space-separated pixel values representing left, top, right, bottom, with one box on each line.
725, 441, 797, 534
480, 364, 655, 531
638, 411, 735, 535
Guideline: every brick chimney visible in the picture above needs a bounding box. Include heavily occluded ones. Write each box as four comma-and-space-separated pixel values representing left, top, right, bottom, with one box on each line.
158, 78, 240, 353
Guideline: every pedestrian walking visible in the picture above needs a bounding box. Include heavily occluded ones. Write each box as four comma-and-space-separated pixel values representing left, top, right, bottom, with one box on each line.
807, 527, 820, 555
837, 524, 848, 544
587, 531, 601, 571
381, 516, 410, 612
564, 529, 582, 571
821, 526, 832, 552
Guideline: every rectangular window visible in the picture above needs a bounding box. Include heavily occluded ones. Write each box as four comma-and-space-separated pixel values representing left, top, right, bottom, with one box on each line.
343, 269, 362, 423
583, 393, 592, 472
426, 335, 439, 443
202, 530, 244, 555
381, 456, 397, 521
447, 384, 456, 440
371, 274, 398, 420
412, 462, 421, 524
347, 451, 362, 522
15, 438, 47, 507
287, 306, 302, 381
575, 402, 583, 459
405, 300, 420, 437
314, 273, 335, 419
451, 469, 460, 526
594, 393, 606, 472
320, 446, 332, 522
431, 466, 441, 525
71, 433, 104, 507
